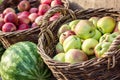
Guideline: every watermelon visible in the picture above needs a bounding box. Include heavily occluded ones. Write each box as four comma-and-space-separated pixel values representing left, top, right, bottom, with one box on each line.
0, 41, 51, 80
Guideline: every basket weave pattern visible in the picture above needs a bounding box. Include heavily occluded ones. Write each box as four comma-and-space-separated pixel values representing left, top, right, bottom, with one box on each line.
38, 7, 120, 80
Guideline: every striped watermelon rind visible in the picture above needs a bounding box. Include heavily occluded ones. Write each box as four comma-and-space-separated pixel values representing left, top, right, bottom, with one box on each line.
0, 41, 51, 80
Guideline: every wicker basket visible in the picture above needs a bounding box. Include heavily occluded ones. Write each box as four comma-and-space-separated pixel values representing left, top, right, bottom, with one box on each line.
38, 7, 120, 80
0, 0, 69, 49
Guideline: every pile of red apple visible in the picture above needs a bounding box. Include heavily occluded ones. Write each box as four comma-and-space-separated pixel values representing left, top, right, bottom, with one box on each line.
53, 16, 120, 64
0, 0, 63, 32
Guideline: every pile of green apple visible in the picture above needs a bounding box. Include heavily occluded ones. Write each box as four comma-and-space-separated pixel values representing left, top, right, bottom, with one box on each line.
53, 16, 120, 64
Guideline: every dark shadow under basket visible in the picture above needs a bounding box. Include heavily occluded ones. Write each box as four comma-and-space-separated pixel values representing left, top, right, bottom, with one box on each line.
38, 7, 120, 80
0, 0, 69, 49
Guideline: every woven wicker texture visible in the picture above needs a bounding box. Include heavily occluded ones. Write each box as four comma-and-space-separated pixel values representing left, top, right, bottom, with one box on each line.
0, 0, 69, 49
38, 7, 120, 80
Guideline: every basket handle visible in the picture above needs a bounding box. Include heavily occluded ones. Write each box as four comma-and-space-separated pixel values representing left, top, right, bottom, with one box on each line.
40, 6, 76, 30
104, 35, 120, 69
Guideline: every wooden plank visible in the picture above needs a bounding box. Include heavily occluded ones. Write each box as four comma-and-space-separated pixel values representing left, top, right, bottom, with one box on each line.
69, 0, 120, 10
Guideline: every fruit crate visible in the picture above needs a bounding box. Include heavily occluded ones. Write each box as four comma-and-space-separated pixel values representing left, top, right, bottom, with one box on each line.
0, 0, 69, 49
38, 6, 120, 80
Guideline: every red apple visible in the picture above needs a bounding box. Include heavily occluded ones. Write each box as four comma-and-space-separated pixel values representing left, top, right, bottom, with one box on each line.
31, 22, 39, 28
17, 0, 31, 11
51, 0, 62, 7
29, 8, 38, 13
3, 8, 15, 15
18, 15, 30, 24
4, 12, 18, 25
0, 17, 5, 30
41, 0, 52, 5
49, 13, 60, 21
28, 13, 38, 22
21, 11, 30, 17
38, 4, 50, 15
18, 23, 30, 30
35, 16, 43, 25
65, 49, 88, 64
2, 22, 16, 32
59, 30, 76, 44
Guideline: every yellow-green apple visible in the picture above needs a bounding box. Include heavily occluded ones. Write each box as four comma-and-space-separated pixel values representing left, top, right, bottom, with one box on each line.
97, 16, 116, 34
0, 17, 4, 30
82, 38, 98, 55
51, 0, 62, 7
57, 24, 70, 37
3, 8, 15, 15
94, 42, 111, 58
18, 15, 30, 24
99, 33, 110, 42
108, 32, 120, 42
53, 53, 65, 62
65, 49, 88, 64
63, 35, 81, 52
59, 30, 76, 44
28, 13, 38, 22
74, 20, 96, 40
18, 23, 30, 30
35, 16, 43, 25
29, 8, 38, 13
4, 12, 18, 25
92, 29, 102, 41
56, 42, 64, 53
41, 0, 52, 5
38, 4, 50, 15
89, 17, 99, 28
49, 13, 60, 21
17, 0, 31, 11
69, 19, 80, 31
2, 22, 16, 32
31, 22, 39, 28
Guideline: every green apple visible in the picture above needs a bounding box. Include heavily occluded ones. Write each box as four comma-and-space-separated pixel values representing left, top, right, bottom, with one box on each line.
63, 35, 82, 52
82, 38, 98, 55
89, 17, 99, 28
65, 49, 88, 64
69, 19, 80, 31
97, 16, 116, 34
53, 53, 65, 62
99, 33, 110, 42
57, 24, 70, 37
56, 42, 64, 53
108, 32, 120, 42
94, 42, 111, 58
59, 30, 76, 44
92, 29, 102, 41
74, 20, 96, 40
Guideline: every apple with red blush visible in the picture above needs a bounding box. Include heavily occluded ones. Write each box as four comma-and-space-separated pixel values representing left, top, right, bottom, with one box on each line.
38, 4, 50, 15
4, 12, 18, 25
51, 0, 62, 7
17, 0, 31, 11
2, 22, 16, 32
28, 13, 38, 22
29, 8, 38, 13
18, 23, 30, 30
